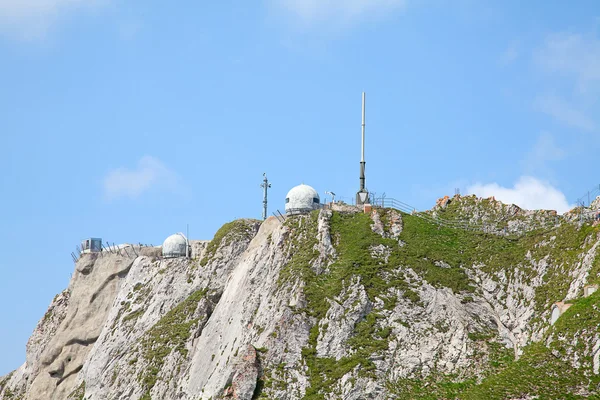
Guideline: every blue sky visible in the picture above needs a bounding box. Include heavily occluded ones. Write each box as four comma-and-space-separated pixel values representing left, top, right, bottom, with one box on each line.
1, 0, 599, 375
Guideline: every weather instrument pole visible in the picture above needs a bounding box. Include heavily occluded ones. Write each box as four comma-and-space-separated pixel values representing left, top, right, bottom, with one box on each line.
325, 191, 336, 204
261, 173, 271, 221
356, 92, 369, 205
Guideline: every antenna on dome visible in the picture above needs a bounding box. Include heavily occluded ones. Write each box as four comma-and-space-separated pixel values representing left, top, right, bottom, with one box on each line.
356, 92, 369, 205
261, 173, 271, 221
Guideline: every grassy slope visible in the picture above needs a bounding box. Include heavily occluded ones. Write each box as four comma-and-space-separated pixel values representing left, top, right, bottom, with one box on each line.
199, 219, 260, 266
275, 209, 600, 399
461, 290, 600, 399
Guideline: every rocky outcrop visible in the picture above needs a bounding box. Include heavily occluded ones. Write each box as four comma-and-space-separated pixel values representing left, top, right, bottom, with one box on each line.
225, 345, 260, 400
430, 194, 562, 235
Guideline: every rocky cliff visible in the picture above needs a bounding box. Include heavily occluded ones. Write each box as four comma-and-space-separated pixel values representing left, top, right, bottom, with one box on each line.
1, 196, 600, 399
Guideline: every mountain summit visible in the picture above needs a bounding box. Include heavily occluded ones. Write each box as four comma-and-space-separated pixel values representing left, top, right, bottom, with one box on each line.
1, 197, 599, 399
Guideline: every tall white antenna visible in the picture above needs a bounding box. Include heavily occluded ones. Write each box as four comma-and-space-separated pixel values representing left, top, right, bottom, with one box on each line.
356, 92, 369, 205
361, 92, 366, 164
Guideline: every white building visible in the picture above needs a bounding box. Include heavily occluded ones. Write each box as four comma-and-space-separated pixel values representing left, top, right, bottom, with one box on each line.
162, 233, 189, 258
285, 184, 321, 215
81, 238, 102, 254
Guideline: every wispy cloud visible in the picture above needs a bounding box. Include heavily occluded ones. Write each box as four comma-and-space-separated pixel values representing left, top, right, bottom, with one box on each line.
103, 156, 186, 201
271, 0, 407, 26
534, 94, 596, 132
0, 0, 106, 38
534, 32, 600, 93
467, 176, 573, 214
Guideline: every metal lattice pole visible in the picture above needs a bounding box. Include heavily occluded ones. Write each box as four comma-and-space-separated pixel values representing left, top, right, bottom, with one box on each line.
260, 173, 271, 221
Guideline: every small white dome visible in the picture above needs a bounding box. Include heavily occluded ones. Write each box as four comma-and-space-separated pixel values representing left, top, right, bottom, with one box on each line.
162, 233, 188, 258
285, 184, 321, 215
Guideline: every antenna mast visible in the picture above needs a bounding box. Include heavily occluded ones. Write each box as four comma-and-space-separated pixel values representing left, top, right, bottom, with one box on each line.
261, 173, 271, 220
356, 92, 369, 205
361, 91, 366, 177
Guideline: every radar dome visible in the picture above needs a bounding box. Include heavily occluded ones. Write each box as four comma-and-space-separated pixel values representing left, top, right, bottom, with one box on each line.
162, 233, 188, 258
285, 184, 321, 215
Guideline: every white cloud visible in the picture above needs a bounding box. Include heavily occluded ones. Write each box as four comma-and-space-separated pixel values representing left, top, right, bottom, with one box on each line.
467, 176, 573, 214
272, 0, 407, 25
0, 0, 104, 38
103, 156, 185, 201
534, 32, 600, 93
534, 94, 595, 132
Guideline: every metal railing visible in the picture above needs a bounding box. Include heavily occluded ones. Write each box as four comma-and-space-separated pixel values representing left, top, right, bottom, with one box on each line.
369, 196, 566, 237
72, 242, 155, 263
576, 184, 600, 208
371, 197, 490, 232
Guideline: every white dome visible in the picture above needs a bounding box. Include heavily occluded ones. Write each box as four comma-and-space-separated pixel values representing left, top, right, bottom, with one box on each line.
285, 184, 321, 215
162, 233, 188, 258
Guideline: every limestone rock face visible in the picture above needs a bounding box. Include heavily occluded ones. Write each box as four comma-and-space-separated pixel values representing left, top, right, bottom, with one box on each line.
316, 278, 372, 360
27, 290, 70, 373
31, 253, 135, 400
2, 205, 600, 400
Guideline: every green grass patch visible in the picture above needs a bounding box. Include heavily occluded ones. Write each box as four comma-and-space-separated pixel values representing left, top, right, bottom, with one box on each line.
199, 219, 259, 266
67, 381, 86, 400
460, 290, 600, 399
288, 210, 491, 398
138, 289, 208, 398
123, 309, 145, 323
387, 377, 477, 400
459, 342, 596, 400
